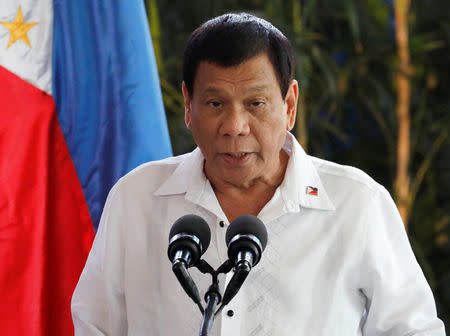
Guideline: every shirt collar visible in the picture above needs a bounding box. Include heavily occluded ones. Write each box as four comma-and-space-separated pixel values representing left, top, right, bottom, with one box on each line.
280, 132, 335, 212
154, 147, 206, 201
154, 132, 335, 212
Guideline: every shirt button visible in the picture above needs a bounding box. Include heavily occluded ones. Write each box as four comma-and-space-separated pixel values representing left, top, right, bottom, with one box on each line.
219, 221, 225, 228
227, 309, 234, 317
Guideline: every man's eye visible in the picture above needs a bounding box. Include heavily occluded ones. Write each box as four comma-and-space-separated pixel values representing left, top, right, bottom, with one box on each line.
251, 101, 265, 107
208, 101, 222, 108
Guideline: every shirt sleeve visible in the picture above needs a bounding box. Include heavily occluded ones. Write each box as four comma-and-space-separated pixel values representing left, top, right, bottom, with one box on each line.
359, 186, 445, 335
71, 183, 128, 335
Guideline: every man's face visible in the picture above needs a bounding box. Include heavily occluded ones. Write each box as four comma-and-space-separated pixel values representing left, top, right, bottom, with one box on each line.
183, 53, 298, 188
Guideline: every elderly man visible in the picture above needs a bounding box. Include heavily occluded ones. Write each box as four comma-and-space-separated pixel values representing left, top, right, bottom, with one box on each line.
72, 13, 445, 335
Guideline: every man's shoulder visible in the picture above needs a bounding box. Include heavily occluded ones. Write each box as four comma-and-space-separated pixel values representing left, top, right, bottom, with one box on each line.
128, 153, 189, 174
113, 152, 191, 194
309, 155, 385, 197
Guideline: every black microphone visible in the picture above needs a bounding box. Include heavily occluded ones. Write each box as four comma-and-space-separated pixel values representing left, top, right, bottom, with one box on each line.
218, 215, 268, 311
168, 214, 211, 312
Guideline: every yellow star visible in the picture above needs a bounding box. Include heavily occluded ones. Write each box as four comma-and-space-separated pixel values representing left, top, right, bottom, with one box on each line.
0, 6, 38, 48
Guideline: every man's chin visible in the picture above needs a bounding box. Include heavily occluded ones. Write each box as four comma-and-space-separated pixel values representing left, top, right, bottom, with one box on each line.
204, 160, 258, 187
216, 170, 257, 189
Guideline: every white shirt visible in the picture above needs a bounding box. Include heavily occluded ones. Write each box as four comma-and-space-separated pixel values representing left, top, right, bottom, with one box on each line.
72, 132, 445, 335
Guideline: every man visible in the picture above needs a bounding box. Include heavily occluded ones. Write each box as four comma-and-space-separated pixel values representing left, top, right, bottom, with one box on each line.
72, 13, 445, 335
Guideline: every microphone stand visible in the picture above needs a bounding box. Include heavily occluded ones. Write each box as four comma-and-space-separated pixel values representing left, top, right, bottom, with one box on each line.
190, 252, 257, 335
199, 282, 220, 335
195, 260, 233, 336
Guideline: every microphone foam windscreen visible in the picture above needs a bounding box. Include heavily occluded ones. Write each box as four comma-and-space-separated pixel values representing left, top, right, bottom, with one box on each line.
225, 215, 268, 251
169, 214, 211, 252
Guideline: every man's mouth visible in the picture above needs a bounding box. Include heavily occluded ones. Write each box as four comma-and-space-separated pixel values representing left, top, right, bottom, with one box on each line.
226, 152, 248, 158
221, 152, 252, 165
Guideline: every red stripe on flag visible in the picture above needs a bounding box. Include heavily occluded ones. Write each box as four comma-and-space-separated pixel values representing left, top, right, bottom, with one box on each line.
0, 66, 95, 335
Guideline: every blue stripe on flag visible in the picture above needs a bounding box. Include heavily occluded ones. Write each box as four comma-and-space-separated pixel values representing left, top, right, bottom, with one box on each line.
52, 0, 172, 230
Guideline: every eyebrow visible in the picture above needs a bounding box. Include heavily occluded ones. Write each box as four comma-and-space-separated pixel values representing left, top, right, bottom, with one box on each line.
200, 85, 270, 95
201, 87, 222, 95
246, 85, 270, 93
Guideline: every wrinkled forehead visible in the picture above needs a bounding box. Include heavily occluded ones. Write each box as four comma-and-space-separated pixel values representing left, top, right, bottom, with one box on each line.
192, 53, 282, 97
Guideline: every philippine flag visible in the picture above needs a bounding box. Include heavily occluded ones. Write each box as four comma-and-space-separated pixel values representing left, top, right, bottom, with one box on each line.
0, 0, 172, 335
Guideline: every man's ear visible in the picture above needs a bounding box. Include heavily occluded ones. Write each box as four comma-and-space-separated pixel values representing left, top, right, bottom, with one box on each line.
285, 80, 299, 131
182, 81, 192, 129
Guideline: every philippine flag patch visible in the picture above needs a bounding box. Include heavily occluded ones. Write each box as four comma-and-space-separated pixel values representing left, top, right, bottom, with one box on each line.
306, 186, 318, 196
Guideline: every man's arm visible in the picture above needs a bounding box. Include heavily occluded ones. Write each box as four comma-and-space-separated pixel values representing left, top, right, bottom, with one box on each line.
359, 186, 445, 335
71, 184, 127, 335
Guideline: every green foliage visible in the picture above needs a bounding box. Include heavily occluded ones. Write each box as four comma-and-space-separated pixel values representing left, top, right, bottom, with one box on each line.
147, 0, 450, 329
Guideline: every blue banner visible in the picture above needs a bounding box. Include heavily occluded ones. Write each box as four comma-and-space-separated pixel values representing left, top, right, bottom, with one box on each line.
52, 0, 172, 230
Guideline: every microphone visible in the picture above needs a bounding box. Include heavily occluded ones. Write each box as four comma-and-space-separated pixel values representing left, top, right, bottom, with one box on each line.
168, 214, 211, 311
219, 215, 268, 310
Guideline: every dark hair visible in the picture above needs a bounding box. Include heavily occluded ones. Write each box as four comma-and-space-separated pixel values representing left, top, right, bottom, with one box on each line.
182, 13, 295, 99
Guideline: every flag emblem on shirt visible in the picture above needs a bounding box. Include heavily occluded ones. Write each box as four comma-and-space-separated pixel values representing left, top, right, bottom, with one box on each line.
306, 186, 318, 196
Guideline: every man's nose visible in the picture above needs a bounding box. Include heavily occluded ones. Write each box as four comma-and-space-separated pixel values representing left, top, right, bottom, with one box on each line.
219, 106, 250, 137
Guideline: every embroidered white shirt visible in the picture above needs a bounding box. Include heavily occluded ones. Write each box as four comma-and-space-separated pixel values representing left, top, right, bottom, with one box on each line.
72, 132, 445, 335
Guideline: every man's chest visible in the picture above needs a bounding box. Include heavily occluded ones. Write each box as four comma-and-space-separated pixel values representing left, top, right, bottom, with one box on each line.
122, 205, 366, 335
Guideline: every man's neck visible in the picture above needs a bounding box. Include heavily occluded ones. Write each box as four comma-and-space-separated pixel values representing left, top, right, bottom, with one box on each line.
206, 150, 289, 222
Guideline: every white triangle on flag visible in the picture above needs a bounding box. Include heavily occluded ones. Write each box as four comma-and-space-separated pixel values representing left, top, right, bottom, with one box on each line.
0, 0, 53, 95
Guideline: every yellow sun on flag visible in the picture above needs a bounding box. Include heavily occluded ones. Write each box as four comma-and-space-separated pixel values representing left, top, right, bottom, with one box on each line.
0, 6, 38, 48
